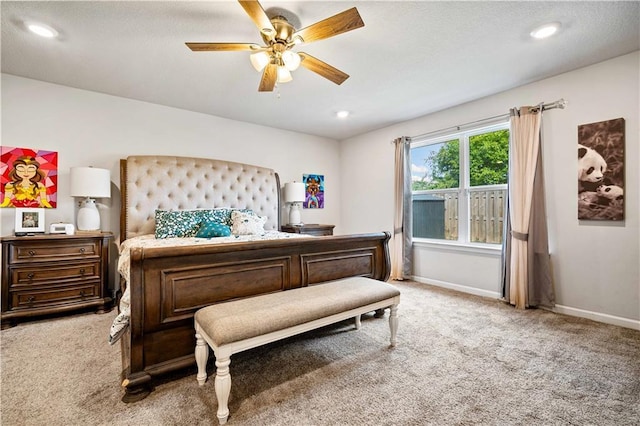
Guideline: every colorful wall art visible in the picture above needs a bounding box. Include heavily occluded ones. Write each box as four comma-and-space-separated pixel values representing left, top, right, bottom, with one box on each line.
303, 174, 324, 209
1, 146, 58, 208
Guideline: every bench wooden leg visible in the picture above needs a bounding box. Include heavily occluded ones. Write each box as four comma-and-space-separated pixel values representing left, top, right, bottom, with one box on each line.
195, 329, 209, 386
355, 315, 361, 330
389, 304, 398, 347
215, 357, 232, 425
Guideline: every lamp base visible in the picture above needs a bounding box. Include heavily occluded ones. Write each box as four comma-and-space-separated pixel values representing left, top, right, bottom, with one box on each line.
77, 198, 101, 231
288, 202, 303, 226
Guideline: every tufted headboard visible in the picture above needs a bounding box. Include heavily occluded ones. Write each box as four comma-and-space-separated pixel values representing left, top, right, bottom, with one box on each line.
120, 155, 281, 241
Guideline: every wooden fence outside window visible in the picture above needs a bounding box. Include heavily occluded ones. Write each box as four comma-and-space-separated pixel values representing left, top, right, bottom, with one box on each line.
413, 189, 506, 243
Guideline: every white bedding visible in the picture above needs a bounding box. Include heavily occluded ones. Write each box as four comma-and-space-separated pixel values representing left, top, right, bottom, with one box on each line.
108, 231, 310, 344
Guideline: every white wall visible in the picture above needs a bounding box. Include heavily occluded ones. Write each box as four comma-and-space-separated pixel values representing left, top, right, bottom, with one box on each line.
1, 74, 342, 237
340, 52, 640, 328
3, 53, 638, 329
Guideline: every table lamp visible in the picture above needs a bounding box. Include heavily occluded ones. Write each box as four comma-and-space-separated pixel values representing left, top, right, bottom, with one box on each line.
284, 182, 306, 225
70, 166, 111, 231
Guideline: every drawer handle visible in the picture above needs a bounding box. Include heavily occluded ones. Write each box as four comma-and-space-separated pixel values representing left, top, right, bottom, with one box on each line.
28, 250, 36, 256
27, 296, 35, 303
79, 268, 86, 275
80, 291, 86, 298
79, 248, 86, 254
27, 273, 35, 279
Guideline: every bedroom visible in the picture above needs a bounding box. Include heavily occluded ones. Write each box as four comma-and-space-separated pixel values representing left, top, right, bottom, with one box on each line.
1, 1, 639, 424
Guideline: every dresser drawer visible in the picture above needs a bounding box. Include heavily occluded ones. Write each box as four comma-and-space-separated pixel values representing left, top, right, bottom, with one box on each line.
9, 239, 101, 264
9, 262, 100, 288
9, 283, 100, 310
298, 229, 333, 236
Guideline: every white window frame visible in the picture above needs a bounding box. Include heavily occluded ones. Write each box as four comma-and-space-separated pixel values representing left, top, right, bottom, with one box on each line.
410, 121, 509, 254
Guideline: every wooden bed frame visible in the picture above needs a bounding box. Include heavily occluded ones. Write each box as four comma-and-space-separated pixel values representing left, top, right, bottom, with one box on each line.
117, 156, 391, 402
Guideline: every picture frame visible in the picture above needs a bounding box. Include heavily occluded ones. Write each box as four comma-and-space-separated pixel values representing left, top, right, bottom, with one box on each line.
303, 174, 325, 209
15, 208, 45, 233
577, 117, 625, 221
1, 146, 58, 208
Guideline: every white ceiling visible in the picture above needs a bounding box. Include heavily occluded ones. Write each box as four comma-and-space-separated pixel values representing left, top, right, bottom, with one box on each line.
2, 1, 639, 140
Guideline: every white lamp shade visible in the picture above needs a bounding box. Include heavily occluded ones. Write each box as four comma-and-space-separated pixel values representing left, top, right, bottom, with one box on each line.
284, 182, 305, 203
277, 66, 293, 83
250, 51, 270, 72
282, 51, 301, 71
70, 167, 111, 198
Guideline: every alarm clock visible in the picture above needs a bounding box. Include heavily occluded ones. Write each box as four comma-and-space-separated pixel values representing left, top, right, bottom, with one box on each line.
50, 223, 75, 235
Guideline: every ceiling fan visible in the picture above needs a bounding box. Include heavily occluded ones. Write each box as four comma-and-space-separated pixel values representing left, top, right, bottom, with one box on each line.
186, 0, 364, 92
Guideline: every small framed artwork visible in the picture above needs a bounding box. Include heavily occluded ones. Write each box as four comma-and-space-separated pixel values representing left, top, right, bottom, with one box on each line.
303, 174, 324, 209
15, 208, 46, 233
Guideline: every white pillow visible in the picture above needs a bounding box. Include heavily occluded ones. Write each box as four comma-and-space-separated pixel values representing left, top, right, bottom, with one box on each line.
230, 210, 267, 235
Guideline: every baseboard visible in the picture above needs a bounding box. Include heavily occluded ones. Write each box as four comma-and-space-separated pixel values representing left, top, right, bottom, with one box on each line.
410, 276, 502, 300
552, 305, 640, 331
410, 276, 640, 331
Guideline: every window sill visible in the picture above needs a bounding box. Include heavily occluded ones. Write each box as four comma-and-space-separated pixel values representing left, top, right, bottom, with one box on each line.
412, 238, 502, 256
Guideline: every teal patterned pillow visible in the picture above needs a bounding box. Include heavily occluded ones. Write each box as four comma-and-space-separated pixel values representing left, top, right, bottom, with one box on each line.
201, 208, 232, 226
155, 209, 202, 238
195, 221, 232, 238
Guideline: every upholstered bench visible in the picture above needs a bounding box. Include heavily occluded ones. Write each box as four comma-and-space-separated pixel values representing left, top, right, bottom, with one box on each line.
194, 276, 401, 425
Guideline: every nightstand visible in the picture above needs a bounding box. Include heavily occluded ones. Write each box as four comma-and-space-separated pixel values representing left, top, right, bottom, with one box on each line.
281, 224, 335, 236
1, 232, 113, 329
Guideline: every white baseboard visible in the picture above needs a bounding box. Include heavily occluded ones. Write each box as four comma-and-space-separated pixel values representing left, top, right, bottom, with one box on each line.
410, 276, 640, 331
552, 305, 640, 331
410, 276, 502, 300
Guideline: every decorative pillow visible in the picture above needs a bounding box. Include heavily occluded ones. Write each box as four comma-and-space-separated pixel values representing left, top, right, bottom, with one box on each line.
195, 221, 232, 238
201, 208, 233, 226
155, 209, 202, 238
230, 210, 267, 235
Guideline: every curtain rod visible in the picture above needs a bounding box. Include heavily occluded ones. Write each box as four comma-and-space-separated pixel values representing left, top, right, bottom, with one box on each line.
403, 98, 567, 142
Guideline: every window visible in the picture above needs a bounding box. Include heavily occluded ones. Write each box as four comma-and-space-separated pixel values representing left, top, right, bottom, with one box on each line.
411, 122, 509, 245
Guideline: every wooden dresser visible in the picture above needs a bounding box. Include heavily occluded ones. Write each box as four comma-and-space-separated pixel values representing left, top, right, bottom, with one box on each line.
1, 232, 113, 329
280, 224, 335, 236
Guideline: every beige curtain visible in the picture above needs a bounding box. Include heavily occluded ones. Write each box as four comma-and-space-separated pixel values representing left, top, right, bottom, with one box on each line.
503, 106, 554, 308
391, 137, 412, 280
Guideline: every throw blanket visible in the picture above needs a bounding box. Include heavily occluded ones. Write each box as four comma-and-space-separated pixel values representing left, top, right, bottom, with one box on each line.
108, 232, 309, 344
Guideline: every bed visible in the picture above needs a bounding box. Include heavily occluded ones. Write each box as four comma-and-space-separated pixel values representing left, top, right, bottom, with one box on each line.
113, 155, 391, 402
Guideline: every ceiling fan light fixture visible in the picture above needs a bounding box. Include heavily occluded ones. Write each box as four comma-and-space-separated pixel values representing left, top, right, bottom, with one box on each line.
277, 66, 293, 83
282, 51, 301, 71
250, 51, 270, 71
185, 1, 365, 92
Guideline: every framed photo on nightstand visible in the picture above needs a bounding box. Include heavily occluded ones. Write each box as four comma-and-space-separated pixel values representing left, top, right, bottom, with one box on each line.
15, 208, 45, 234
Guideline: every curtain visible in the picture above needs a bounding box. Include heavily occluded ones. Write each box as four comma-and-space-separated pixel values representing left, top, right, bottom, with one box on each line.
501, 106, 554, 308
391, 137, 412, 280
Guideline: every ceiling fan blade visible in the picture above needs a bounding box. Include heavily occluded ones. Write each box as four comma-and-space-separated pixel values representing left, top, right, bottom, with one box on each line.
238, 0, 276, 41
259, 63, 277, 92
299, 53, 349, 85
185, 42, 261, 52
293, 7, 364, 44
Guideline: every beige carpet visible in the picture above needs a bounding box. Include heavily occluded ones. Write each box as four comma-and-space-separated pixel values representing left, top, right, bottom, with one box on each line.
1, 280, 639, 425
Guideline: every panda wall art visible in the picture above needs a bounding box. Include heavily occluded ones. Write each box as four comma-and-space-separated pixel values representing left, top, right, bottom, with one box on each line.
577, 117, 625, 220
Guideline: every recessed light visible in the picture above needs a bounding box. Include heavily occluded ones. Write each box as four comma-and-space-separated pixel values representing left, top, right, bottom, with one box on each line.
336, 111, 350, 119
530, 22, 560, 40
26, 22, 58, 38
